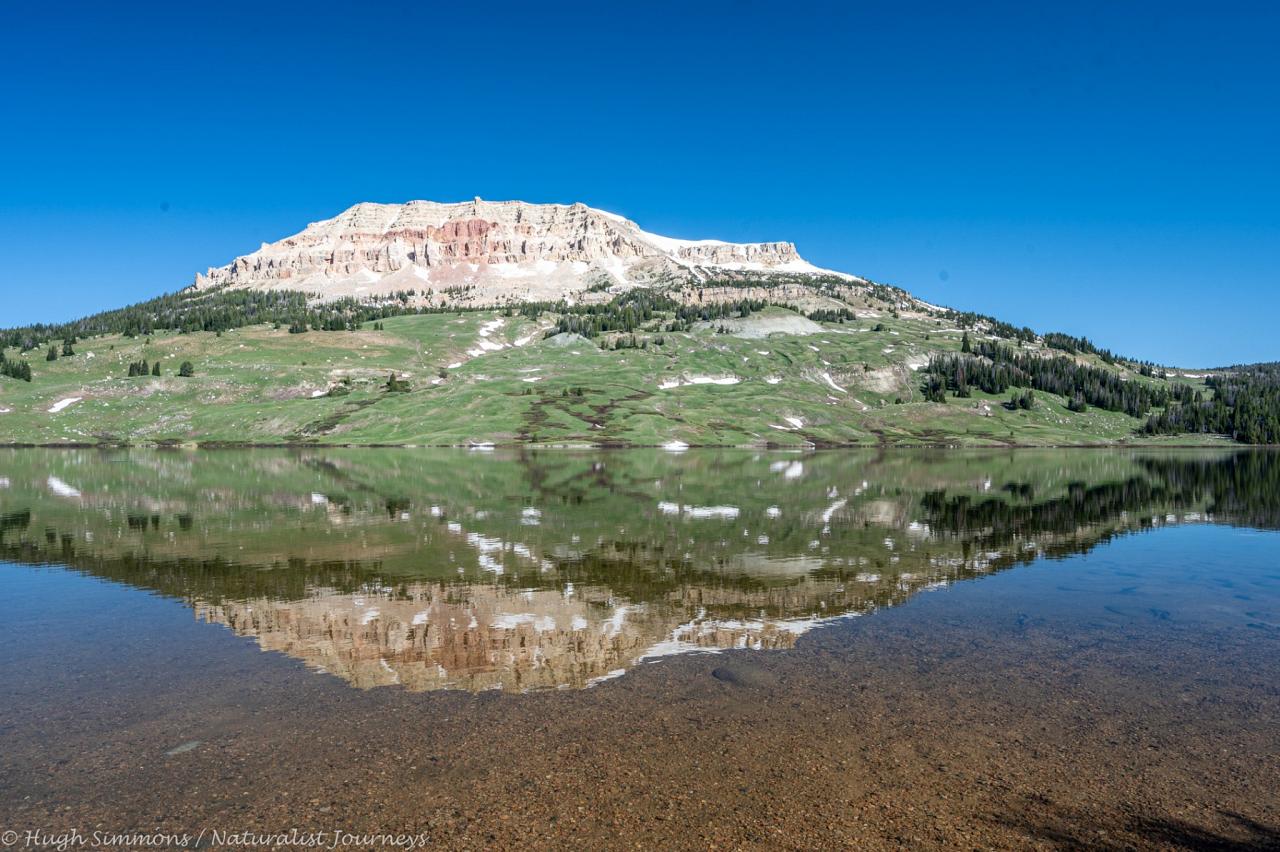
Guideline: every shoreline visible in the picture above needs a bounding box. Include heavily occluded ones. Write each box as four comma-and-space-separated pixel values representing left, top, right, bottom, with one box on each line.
0, 439, 1260, 451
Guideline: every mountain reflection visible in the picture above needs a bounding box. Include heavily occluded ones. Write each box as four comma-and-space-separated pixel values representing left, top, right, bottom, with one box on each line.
1, 448, 1276, 692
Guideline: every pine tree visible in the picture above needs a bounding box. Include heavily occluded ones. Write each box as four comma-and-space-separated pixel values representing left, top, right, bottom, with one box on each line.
0, 351, 33, 382
178, 361, 194, 377
61, 340, 74, 357
46, 345, 58, 361
961, 331, 971, 353
152, 361, 162, 376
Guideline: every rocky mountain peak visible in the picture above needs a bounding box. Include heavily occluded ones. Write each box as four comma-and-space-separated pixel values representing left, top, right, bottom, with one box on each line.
190, 199, 854, 303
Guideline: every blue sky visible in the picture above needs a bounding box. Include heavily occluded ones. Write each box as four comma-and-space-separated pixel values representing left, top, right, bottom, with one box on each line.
2, 0, 1276, 366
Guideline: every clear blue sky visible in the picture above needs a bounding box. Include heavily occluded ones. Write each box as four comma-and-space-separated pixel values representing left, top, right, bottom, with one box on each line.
2, 1, 1276, 367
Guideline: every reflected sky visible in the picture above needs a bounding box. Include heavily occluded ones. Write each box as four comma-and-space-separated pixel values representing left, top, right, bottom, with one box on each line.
1, 448, 1276, 693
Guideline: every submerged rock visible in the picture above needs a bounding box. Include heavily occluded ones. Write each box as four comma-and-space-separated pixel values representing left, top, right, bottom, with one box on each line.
711, 663, 777, 689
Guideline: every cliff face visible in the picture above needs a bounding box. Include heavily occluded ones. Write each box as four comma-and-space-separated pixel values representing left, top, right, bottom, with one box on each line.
190, 199, 852, 302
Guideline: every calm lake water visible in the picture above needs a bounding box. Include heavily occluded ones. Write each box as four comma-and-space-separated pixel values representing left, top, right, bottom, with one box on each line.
1, 448, 1277, 849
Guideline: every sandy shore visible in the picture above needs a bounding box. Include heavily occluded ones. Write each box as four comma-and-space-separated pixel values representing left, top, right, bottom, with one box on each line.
2, 543, 1277, 851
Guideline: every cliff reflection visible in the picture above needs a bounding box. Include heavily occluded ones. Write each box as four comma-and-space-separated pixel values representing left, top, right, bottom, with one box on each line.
1, 448, 1275, 692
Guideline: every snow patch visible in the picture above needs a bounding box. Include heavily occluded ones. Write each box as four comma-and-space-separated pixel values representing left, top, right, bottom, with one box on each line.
659, 502, 740, 519
686, 505, 740, 519
658, 375, 740, 389
47, 476, 81, 498
821, 498, 848, 524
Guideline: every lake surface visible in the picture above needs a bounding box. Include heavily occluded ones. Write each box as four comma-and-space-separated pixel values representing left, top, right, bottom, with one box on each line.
1, 448, 1278, 849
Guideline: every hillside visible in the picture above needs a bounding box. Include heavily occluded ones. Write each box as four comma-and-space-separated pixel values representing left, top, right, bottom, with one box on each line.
0, 298, 1232, 448
0, 200, 1270, 448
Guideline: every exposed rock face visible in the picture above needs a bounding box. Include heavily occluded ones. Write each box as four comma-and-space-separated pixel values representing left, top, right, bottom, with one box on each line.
190, 199, 854, 303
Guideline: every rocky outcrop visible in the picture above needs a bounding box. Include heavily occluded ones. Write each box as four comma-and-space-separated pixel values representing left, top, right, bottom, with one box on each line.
190, 199, 855, 303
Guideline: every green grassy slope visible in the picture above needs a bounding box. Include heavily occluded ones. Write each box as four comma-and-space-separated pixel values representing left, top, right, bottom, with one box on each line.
0, 305, 1227, 447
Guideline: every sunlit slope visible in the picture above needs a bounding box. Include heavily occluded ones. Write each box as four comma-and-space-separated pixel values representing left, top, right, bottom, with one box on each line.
0, 307, 1224, 447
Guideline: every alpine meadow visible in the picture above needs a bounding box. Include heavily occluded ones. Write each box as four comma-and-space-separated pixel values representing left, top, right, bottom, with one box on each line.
2, 200, 1276, 448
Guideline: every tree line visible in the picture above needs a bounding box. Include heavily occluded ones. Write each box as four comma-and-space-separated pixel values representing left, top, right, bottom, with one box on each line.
540, 291, 769, 339
923, 340, 1200, 418
1142, 366, 1280, 444
938, 310, 1168, 375
939, 309, 1037, 344
0, 288, 432, 350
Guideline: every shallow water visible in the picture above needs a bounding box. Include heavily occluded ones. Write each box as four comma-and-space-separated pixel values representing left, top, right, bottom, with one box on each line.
1, 448, 1277, 848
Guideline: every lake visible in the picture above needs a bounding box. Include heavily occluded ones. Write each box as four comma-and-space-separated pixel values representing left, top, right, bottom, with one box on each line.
1, 448, 1277, 849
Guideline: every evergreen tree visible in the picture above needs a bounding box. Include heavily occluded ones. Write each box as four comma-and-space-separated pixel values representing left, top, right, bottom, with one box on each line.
1142, 364, 1280, 444
46, 345, 58, 362
924, 342, 1196, 419
61, 340, 74, 357
0, 351, 33, 382
152, 361, 162, 376
178, 361, 195, 377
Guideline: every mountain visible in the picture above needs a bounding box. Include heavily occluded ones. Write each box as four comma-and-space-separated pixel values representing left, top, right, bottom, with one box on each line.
191, 199, 853, 303
0, 200, 1274, 448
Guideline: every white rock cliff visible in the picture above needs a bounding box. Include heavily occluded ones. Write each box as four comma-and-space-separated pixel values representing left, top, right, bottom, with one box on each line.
190, 199, 855, 303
